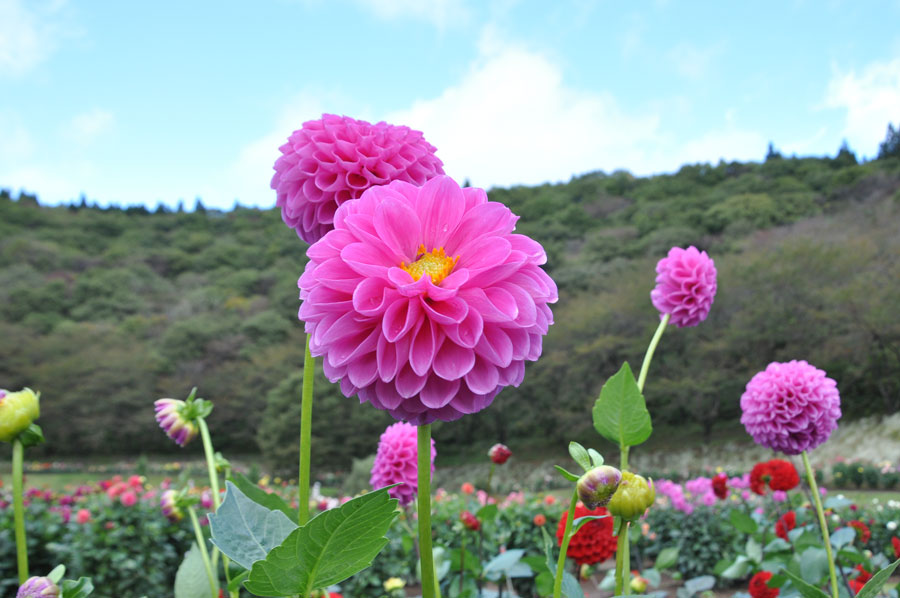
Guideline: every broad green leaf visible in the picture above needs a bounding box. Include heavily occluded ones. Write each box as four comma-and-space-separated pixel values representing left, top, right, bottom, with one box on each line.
568, 442, 592, 471
684, 576, 715, 594
244, 487, 399, 596
535, 571, 554, 597
654, 547, 679, 570
592, 362, 652, 448
228, 471, 298, 524
782, 569, 830, 598
588, 448, 604, 467
61, 578, 94, 598
555, 465, 580, 483
228, 571, 250, 592
18, 423, 45, 449
477, 503, 499, 522
208, 481, 299, 570
719, 556, 750, 579
838, 546, 867, 564
561, 571, 585, 598
174, 543, 213, 598
855, 556, 900, 598
799, 547, 829, 584
48, 565, 66, 584
484, 549, 528, 581
829, 526, 855, 548
746, 537, 763, 564
572, 515, 610, 535
764, 538, 792, 553
729, 509, 758, 534
642, 568, 661, 587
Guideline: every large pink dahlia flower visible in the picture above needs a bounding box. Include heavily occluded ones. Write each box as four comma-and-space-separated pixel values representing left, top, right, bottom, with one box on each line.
740, 360, 841, 455
650, 246, 717, 328
298, 175, 558, 424
271, 114, 445, 244
370, 421, 436, 506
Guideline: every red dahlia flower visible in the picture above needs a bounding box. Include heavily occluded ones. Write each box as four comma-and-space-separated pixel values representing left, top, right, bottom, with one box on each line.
775, 511, 796, 541
750, 462, 773, 495
892, 536, 900, 559
849, 520, 871, 544
460, 510, 480, 531
767, 459, 799, 491
712, 472, 728, 499
488, 443, 512, 464
748, 571, 779, 598
556, 504, 616, 565
848, 565, 872, 595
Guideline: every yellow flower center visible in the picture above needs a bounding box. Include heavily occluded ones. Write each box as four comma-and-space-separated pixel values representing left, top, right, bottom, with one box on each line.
401, 244, 458, 284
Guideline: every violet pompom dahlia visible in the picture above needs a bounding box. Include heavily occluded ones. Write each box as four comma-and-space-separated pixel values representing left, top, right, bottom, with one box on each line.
650, 246, 717, 328
272, 114, 445, 244
299, 175, 558, 424
370, 422, 436, 506
740, 360, 841, 455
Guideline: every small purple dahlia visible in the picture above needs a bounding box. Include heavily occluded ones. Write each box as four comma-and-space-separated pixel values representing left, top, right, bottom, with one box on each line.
650, 246, 717, 328
299, 175, 558, 424
160, 489, 184, 522
154, 398, 198, 446
370, 421, 436, 506
740, 360, 841, 455
16, 577, 59, 598
272, 114, 445, 244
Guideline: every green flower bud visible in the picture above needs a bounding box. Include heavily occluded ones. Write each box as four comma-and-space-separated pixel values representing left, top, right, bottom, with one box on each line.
576, 465, 621, 509
607, 471, 655, 521
0, 388, 40, 443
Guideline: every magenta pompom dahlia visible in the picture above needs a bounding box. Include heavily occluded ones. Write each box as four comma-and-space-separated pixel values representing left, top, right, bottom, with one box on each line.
16, 577, 59, 598
299, 175, 558, 424
370, 422, 436, 506
740, 360, 841, 455
272, 114, 445, 244
650, 246, 717, 328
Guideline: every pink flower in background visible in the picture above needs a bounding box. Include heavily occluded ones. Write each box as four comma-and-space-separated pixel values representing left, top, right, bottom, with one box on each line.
128, 475, 144, 489
160, 489, 184, 522
201, 490, 213, 510
299, 176, 558, 424
76, 508, 91, 524
772, 490, 788, 503
15, 576, 59, 598
120, 490, 137, 507
741, 360, 841, 455
650, 246, 717, 328
370, 422, 436, 506
701, 492, 716, 506
272, 114, 445, 244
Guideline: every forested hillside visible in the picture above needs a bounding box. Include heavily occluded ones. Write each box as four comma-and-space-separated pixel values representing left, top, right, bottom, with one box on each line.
2, 150, 899, 473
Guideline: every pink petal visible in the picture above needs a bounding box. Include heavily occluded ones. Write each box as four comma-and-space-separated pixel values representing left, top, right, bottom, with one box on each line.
374, 198, 421, 261
432, 339, 476, 381
382, 298, 422, 342
421, 297, 468, 325
352, 278, 396, 316
395, 364, 428, 398
475, 324, 513, 367
418, 176, 465, 249
465, 358, 500, 394
420, 375, 460, 409
410, 319, 440, 376
444, 307, 483, 348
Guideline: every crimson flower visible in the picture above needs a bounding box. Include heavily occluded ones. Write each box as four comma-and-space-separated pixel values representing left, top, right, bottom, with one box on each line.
748, 571, 779, 598
712, 473, 728, 499
849, 520, 871, 544
556, 504, 616, 565
849, 565, 872, 595
775, 511, 796, 541
767, 459, 800, 491
488, 443, 512, 465
460, 510, 480, 531
750, 462, 773, 495
892, 537, 900, 560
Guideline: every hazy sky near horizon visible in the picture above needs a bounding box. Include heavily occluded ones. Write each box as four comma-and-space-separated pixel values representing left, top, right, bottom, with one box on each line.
1, 0, 899, 209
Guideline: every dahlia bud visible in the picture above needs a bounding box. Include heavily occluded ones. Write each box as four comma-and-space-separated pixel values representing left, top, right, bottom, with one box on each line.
160, 489, 185, 522
488, 443, 512, 465
154, 387, 212, 447
630, 573, 648, 594
16, 577, 59, 598
576, 465, 622, 509
0, 388, 40, 443
607, 471, 655, 521
460, 510, 480, 531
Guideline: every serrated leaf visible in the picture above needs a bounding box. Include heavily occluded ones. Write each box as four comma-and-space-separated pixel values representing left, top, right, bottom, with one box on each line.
782, 569, 830, 598
244, 486, 399, 596
729, 509, 758, 534
228, 471, 298, 524
569, 442, 592, 471
654, 547, 679, 570
61, 577, 94, 598
588, 448, 604, 467
856, 557, 900, 598
555, 465, 580, 483
175, 543, 213, 598
592, 362, 652, 448
209, 481, 299, 570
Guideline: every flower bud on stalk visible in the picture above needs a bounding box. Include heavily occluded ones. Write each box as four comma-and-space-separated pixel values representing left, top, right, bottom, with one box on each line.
576, 465, 622, 509
488, 443, 512, 465
160, 489, 185, 523
460, 510, 480, 531
0, 389, 40, 443
630, 573, 649, 593
16, 577, 59, 598
607, 471, 655, 521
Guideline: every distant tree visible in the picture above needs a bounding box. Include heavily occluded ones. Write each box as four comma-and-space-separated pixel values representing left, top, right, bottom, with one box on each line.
194, 198, 206, 213
155, 202, 170, 214
833, 139, 858, 167
877, 122, 900, 159
765, 141, 782, 161
176, 200, 185, 213
462, 178, 471, 188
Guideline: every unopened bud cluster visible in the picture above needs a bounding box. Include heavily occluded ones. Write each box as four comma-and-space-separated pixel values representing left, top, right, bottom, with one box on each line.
607, 471, 655, 521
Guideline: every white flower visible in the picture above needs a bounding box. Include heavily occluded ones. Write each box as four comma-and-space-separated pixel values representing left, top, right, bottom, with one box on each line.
887, 521, 897, 531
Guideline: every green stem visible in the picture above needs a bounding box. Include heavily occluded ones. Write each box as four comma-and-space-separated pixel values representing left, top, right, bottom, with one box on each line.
12, 438, 28, 584
802, 451, 838, 598
637, 314, 669, 393
299, 333, 315, 526
486, 462, 495, 496
615, 519, 627, 595
199, 417, 228, 582
418, 424, 437, 598
552, 488, 579, 598
622, 521, 631, 595
189, 506, 219, 598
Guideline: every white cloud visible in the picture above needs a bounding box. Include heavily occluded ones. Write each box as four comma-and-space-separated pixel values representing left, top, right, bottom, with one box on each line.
0, 0, 68, 76
64, 109, 114, 143
354, 0, 470, 29
825, 57, 900, 156
668, 42, 719, 80
0, 113, 34, 161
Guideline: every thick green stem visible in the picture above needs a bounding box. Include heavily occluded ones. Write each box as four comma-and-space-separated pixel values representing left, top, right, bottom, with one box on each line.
553, 488, 579, 598
615, 519, 628, 595
486, 462, 495, 496
622, 521, 631, 595
803, 451, 839, 598
637, 314, 669, 393
199, 418, 228, 579
418, 424, 437, 598
12, 438, 28, 584
299, 333, 315, 526
189, 507, 219, 598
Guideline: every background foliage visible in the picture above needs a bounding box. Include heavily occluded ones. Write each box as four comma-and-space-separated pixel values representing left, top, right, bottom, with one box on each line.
1, 148, 899, 472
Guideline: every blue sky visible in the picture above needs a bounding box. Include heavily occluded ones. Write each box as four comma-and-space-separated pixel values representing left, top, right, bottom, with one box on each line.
1, 0, 899, 210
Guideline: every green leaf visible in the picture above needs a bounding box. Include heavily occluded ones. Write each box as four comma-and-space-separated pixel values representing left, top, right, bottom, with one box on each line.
555, 465, 580, 483
830, 526, 855, 548
483, 549, 527, 581
642, 568, 661, 587
48, 565, 66, 584
654, 547, 679, 571
729, 509, 758, 534
477, 503, 499, 522
684, 576, 715, 594
763, 538, 792, 553
244, 486, 399, 596
588, 448, 604, 467
18, 423, 45, 449
855, 556, 900, 598
228, 571, 250, 592
568, 442, 592, 472
799, 547, 829, 584
837, 546, 867, 564
174, 543, 213, 598
719, 556, 750, 579
746, 537, 763, 564
61, 577, 94, 598
561, 571, 585, 598
540, 526, 556, 573
228, 471, 298, 524
782, 569, 830, 598
592, 362, 652, 448
572, 515, 609, 535
208, 481, 299, 570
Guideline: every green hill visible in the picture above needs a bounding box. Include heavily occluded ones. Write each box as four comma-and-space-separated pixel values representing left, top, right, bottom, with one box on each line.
1, 151, 899, 473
